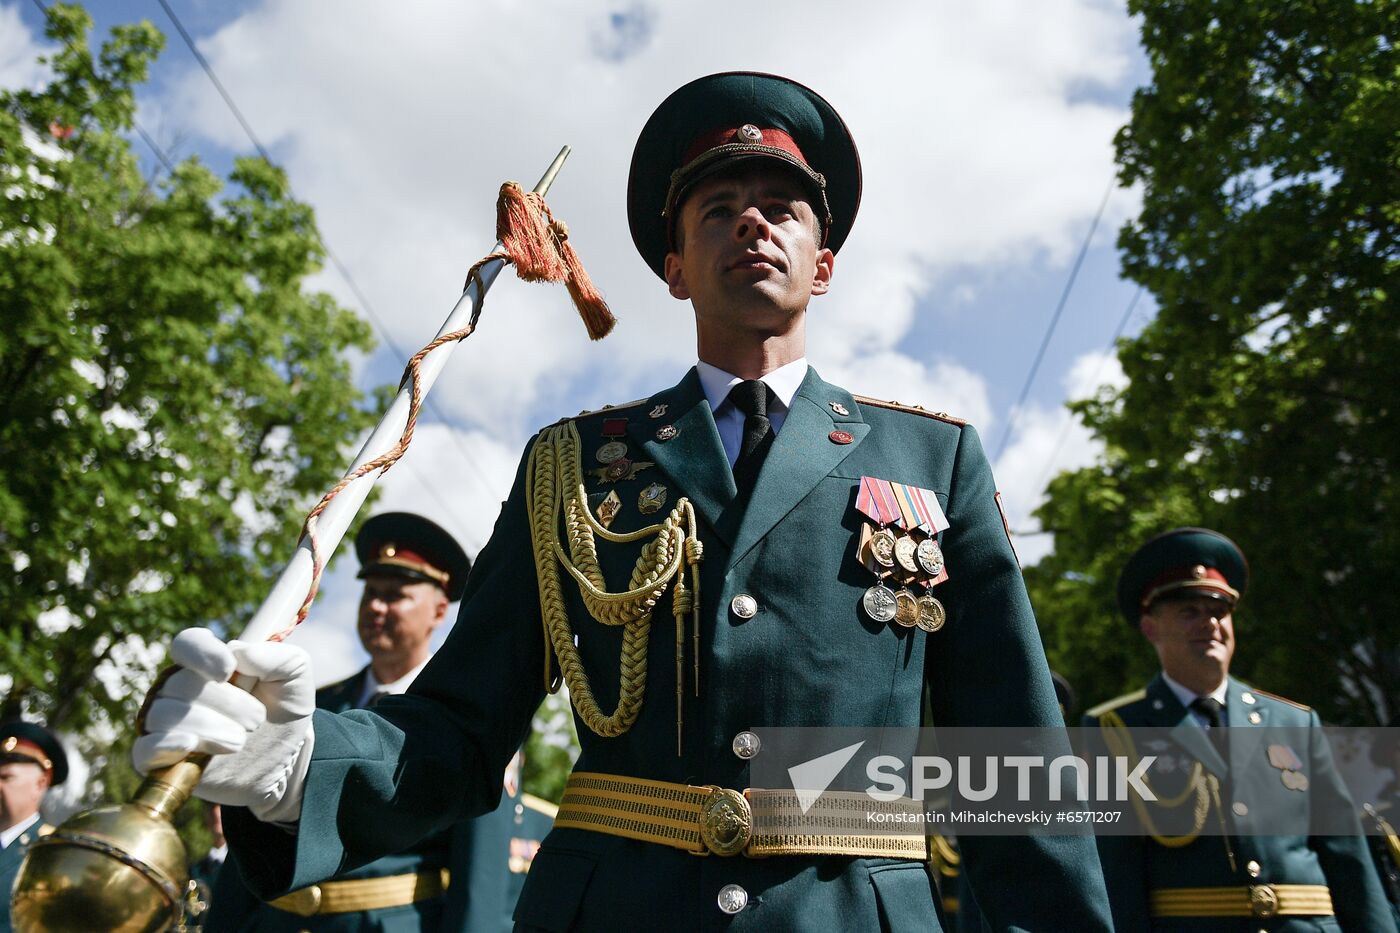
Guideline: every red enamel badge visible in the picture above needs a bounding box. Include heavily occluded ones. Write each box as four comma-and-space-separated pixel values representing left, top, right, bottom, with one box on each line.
829, 430, 853, 445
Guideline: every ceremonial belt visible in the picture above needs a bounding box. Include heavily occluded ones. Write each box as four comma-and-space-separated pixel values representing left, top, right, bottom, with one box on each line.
1150, 884, 1333, 919
556, 771, 928, 859
266, 868, 449, 917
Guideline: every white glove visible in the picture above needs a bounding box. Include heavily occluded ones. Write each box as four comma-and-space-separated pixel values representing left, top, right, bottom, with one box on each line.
132, 628, 315, 824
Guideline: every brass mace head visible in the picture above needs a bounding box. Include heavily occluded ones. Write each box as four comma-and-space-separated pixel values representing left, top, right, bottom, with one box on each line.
11, 758, 205, 933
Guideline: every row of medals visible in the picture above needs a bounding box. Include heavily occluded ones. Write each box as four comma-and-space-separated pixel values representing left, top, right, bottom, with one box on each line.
858, 523, 947, 633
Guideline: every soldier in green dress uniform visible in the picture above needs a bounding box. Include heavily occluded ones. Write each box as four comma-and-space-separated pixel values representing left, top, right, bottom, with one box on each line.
1084, 526, 1395, 932
137, 72, 1114, 931
0, 721, 66, 933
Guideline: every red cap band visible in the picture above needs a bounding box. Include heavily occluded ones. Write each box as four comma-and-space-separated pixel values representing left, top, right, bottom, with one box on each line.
1141, 564, 1239, 609
1, 736, 52, 773
679, 125, 810, 169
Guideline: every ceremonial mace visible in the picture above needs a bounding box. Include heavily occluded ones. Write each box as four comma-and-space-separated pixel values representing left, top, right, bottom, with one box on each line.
12, 146, 592, 933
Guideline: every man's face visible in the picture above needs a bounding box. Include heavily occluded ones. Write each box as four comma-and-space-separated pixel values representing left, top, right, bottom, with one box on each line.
663, 164, 834, 336
1140, 594, 1236, 684
357, 574, 449, 668
0, 761, 49, 830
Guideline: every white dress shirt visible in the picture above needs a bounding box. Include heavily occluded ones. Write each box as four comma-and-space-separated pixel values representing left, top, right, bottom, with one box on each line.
1, 812, 41, 849
696, 358, 809, 468
1162, 671, 1229, 729
356, 656, 432, 709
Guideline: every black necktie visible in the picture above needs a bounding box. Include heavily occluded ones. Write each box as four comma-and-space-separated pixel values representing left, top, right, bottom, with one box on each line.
1189, 696, 1225, 729
728, 380, 776, 495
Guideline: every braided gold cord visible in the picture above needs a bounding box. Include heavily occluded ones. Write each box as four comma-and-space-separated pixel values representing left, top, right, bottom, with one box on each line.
1099, 710, 1211, 847
527, 421, 701, 739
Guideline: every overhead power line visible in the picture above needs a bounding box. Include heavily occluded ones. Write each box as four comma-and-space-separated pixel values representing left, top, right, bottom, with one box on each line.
154, 0, 505, 524
1028, 285, 1144, 499
994, 173, 1117, 462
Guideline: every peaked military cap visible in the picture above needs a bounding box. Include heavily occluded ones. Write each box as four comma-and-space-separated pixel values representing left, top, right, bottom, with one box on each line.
628, 71, 862, 280
0, 720, 68, 785
356, 511, 472, 602
1117, 526, 1249, 626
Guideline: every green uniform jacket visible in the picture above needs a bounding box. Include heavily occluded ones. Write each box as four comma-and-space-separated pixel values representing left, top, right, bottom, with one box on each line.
211, 667, 541, 932
1083, 674, 1396, 932
0, 820, 49, 933
226, 367, 1113, 932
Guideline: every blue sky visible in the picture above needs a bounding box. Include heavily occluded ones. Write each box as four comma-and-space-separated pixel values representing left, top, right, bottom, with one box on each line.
6, 0, 1156, 683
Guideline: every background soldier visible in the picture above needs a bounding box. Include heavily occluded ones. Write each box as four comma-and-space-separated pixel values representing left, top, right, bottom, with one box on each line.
136, 72, 1113, 930
1084, 526, 1394, 931
0, 721, 67, 933
206, 512, 550, 931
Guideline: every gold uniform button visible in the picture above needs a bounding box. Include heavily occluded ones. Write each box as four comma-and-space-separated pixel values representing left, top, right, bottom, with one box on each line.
718, 883, 749, 914
1233, 801, 1249, 817
1246, 859, 1261, 878
730, 594, 758, 619
732, 731, 761, 760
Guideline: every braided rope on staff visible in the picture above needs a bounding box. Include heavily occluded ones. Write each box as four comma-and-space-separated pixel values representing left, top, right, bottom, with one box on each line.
265, 176, 614, 641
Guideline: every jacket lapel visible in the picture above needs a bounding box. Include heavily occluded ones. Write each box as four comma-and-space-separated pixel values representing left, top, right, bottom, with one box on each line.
1225, 677, 1265, 776
726, 367, 869, 568
1148, 674, 1229, 779
627, 369, 736, 544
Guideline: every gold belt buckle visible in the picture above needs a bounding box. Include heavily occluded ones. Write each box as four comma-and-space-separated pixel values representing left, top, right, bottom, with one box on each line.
280, 883, 323, 917
699, 787, 752, 857
1250, 884, 1279, 919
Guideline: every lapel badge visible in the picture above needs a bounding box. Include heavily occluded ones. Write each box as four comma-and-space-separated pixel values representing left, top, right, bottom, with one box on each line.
638, 482, 668, 515
1248, 711, 1262, 724
655, 424, 678, 442
829, 401, 850, 416
649, 404, 668, 419
590, 490, 622, 529
829, 430, 853, 445
1241, 692, 1256, 705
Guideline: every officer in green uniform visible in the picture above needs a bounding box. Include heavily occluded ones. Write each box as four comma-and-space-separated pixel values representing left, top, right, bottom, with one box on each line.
137, 72, 1114, 931
0, 721, 67, 933
205, 511, 540, 932
1084, 527, 1395, 931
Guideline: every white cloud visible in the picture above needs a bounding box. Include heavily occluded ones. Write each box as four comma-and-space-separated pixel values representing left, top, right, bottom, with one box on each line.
151, 0, 1138, 447
0, 4, 49, 92
994, 348, 1126, 565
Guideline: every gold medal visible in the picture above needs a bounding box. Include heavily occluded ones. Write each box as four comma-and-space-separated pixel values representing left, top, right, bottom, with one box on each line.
862, 583, 897, 623
894, 535, 920, 574
893, 589, 919, 628
596, 440, 629, 464
638, 481, 668, 514
915, 538, 944, 577
869, 528, 897, 568
916, 594, 946, 633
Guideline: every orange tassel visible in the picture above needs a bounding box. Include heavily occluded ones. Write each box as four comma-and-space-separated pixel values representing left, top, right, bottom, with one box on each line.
487, 181, 615, 340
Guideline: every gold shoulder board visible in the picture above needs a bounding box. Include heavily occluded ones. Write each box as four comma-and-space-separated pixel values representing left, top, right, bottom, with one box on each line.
1085, 689, 1148, 720
1249, 687, 1311, 712
852, 395, 968, 426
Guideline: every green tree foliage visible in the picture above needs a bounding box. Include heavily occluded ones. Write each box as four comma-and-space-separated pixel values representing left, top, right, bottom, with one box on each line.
0, 4, 378, 789
1029, 1, 1398, 724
